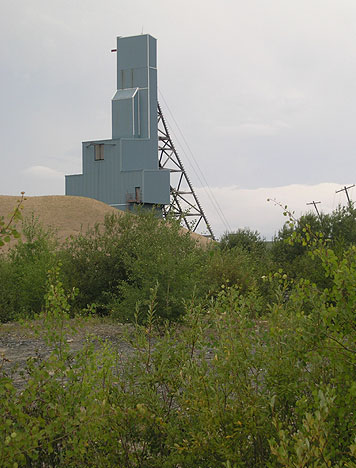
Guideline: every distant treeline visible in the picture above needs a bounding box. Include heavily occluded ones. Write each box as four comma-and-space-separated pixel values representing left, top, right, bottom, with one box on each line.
1, 204, 356, 323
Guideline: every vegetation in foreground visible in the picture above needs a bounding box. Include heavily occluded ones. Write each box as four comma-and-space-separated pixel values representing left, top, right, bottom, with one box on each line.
0, 201, 355, 466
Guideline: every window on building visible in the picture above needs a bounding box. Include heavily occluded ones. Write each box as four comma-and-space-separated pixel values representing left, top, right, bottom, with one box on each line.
94, 144, 104, 161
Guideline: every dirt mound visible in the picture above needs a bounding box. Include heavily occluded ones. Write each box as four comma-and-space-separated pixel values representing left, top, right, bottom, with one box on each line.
0, 195, 211, 247
0, 195, 121, 244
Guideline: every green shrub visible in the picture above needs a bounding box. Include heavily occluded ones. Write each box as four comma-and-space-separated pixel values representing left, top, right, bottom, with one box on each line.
0, 267, 115, 467
202, 246, 258, 292
0, 257, 17, 322
0, 215, 58, 321
9, 215, 57, 318
271, 203, 356, 286
201, 243, 274, 315
220, 227, 266, 255
270, 388, 356, 467
1, 203, 356, 466
1, 232, 356, 466
61, 210, 205, 322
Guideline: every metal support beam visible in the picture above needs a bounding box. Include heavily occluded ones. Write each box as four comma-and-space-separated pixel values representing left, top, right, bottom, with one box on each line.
157, 102, 215, 239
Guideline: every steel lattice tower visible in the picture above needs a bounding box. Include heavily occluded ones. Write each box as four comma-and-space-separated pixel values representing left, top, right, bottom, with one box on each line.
158, 103, 215, 239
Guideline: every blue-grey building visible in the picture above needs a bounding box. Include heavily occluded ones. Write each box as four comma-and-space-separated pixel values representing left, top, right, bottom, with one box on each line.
65, 34, 170, 212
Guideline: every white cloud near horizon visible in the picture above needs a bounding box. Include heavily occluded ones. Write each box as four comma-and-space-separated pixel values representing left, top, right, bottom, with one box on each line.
196, 182, 355, 240
23, 166, 64, 180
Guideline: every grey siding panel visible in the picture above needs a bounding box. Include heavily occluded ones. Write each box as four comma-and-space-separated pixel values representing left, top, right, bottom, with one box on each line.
120, 139, 157, 171
143, 169, 170, 205
133, 68, 148, 89
138, 88, 149, 139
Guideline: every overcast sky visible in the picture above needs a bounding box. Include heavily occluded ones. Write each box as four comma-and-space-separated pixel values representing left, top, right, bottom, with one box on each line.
1, 0, 355, 238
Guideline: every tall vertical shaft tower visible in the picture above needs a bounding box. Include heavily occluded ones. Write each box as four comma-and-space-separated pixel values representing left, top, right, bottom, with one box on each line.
66, 34, 170, 211
66, 34, 215, 238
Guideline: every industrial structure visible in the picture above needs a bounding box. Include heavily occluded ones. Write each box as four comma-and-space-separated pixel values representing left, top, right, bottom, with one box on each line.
66, 34, 214, 238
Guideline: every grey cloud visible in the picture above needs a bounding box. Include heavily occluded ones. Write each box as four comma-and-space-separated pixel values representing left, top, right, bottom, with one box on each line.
1, 0, 356, 231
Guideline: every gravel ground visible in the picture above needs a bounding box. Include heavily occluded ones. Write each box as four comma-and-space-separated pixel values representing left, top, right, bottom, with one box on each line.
0, 319, 133, 388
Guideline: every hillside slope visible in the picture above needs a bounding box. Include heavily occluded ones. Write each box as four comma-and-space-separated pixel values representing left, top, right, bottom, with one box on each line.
0, 195, 210, 246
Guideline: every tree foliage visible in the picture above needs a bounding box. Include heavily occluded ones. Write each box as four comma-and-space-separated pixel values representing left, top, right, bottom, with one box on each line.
0, 201, 356, 465
271, 203, 356, 286
1, 229, 356, 466
0, 215, 57, 321
60, 210, 205, 322
219, 227, 266, 255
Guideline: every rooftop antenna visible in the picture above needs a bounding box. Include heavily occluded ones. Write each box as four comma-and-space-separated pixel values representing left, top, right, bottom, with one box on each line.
336, 184, 355, 209
306, 200, 322, 220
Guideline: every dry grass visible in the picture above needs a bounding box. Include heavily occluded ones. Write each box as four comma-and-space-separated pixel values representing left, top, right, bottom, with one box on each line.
0, 195, 211, 247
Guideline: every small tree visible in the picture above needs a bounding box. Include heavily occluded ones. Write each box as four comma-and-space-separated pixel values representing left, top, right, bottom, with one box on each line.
219, 228, 266, 255
271, 203, 356, 286
61, 209, 205, 322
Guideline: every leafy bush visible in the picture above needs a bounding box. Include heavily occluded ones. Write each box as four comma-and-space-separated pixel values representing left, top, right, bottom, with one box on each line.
61, 210, 205, 322
220, 227, 266, 255
214, 228, 275, 308
201, 246, 261, 298
0, 258, 18, 322
271, 203, 356, 286
0, 215, 57, 321
1, 200, 356, 466
0, 267, 115, 467
270, 387, 356, 467
1, 225, 356, 466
